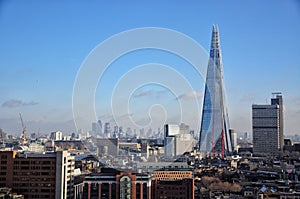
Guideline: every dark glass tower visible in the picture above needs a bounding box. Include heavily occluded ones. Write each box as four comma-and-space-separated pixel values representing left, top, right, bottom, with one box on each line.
199, 25, 232, 156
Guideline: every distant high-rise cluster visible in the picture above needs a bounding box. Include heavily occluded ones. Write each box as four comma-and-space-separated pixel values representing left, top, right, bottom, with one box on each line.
199, 25, 232, 156
91, 120, 103, 136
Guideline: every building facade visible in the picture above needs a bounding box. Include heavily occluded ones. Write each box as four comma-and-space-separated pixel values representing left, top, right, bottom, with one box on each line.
164, 123, 195, 159
229, 129, 237, 152
82, 168, 151, 199
50, 131, 63, 141
252, 93, 284, 154
95, 138, 119, 158
199, 25, 232, 156
151, 168, 194, 199
0, 150, 74, 199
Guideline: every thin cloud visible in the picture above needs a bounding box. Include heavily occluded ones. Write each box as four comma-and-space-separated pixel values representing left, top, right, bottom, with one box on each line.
176, 91, 203, 100
134, 90, 153, 98
133, 89, 168, 98
2, 99, 39, 108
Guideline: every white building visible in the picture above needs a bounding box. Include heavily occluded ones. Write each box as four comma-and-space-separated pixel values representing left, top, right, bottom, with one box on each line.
55, 151, 75, 199
50, 131, 63, 141
229, 129, 238, 152
164, 123, 195, 159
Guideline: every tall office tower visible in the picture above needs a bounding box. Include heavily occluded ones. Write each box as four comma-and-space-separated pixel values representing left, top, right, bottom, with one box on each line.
252, 93, 284, 154
271, 93, 284, 151
97, 119, 103, 134
104, 122, 111, 138
199, 25, 232, 156
229, 129, 237, 152
113, 125, 118, 138
92, 122, 97, 134
119, 126, 124, 139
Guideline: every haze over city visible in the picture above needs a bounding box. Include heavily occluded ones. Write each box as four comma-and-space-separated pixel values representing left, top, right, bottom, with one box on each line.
0, 1, 299, 136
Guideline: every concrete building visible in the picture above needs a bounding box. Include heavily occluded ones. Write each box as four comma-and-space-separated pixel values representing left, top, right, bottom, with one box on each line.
164, 136, 175, 158
104, 122, 111, 138
252, 93, 284, 155
50, 131, 63, 141
164, 124, 179, 137
92, 120, 103, 136
164, 123, 195, 158
229, 129, 238, 152
0, 150, 75, 199
95, 138, 119, 158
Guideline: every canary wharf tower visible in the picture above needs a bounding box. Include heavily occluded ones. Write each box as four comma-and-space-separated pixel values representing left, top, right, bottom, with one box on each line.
199, 25, 232, 156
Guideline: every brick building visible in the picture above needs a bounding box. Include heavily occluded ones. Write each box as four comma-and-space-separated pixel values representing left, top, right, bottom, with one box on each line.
0, 150, 74, 199
151, 168, 194, 199
83, 168, 151, 199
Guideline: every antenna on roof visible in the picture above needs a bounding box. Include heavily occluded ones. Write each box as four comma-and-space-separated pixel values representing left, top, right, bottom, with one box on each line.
272, 92, 282, 98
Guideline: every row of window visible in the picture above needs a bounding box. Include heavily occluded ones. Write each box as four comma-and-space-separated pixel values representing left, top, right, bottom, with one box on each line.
13, 177, 55, 182
13, 166, 55, 170
14, 160, 55, 165
13, 171, 56, 176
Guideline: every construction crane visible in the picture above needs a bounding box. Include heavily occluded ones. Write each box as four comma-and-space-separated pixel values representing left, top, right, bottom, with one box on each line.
19, 113, 26, 145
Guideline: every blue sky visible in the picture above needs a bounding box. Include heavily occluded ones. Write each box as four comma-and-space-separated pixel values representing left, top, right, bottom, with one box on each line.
0, 1, 299, 136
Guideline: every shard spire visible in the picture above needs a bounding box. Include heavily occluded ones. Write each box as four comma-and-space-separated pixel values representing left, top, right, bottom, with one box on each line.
199, 25, 232, 155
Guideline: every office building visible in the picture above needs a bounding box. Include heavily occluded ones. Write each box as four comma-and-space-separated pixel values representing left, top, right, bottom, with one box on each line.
50, 131, 63, 141
97, 120, 103, 134
199, 25, 232, 156
0, 150, 75, 199
164, 124, 180, 137
104, 122, 111, 138
252, 93, 284, 154
92, 120, 103, 136
164, 123, 195, 158
229, 129, 238, 152
95, 138, 119, 158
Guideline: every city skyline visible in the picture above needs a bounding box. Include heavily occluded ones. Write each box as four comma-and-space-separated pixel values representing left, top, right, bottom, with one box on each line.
0, 1, 300, 136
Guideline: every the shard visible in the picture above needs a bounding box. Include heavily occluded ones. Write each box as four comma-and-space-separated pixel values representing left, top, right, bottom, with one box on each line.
199, 25, 232, 156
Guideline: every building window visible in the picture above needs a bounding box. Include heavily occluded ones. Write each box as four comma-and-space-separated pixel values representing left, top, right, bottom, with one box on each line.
120, 176, 131, 199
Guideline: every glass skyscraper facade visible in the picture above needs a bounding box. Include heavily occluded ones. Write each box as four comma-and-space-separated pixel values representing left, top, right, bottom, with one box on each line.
199, 25, 232, 155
